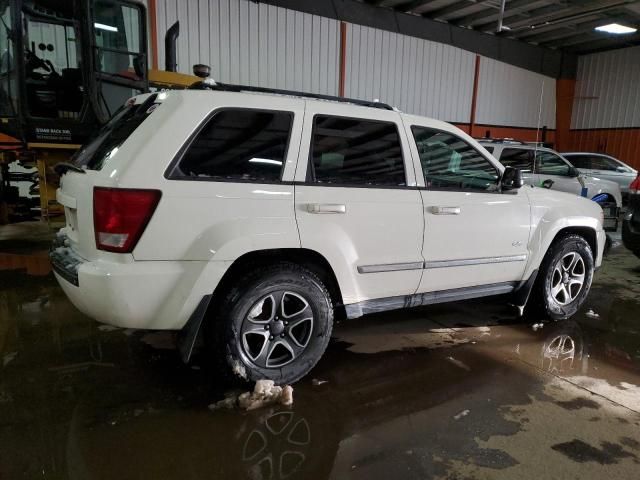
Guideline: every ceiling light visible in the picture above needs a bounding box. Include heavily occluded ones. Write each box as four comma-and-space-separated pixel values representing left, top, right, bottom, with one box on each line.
94, 22, 118, 32
595, 23, 637, 34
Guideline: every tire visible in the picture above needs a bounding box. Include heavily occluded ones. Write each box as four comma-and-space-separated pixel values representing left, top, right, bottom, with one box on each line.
532, 234, 594, 320
210, 262, 334, 385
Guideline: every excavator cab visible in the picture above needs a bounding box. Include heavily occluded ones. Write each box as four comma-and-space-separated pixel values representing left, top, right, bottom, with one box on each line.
0, 0, 148, 146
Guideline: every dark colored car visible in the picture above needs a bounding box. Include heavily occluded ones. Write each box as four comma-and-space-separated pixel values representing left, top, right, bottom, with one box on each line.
622, 174, 640, 258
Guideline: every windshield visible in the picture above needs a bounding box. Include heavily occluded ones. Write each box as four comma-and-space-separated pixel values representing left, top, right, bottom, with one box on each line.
73, 94, 157, 170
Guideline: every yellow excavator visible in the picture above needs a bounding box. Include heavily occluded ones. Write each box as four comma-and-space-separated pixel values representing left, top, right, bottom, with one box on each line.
0, 0, 196, 224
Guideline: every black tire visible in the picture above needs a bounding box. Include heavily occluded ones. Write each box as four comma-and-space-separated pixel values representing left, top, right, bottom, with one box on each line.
210, 263, 333, 385
532, 234, 594, 320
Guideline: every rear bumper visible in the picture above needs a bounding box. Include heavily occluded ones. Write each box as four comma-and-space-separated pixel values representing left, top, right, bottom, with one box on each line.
51, 238, 229, 330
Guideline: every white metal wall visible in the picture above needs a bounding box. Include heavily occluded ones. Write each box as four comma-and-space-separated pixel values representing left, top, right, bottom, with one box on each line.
344, 24, 475, 124
155, 0, 340, 95
572, 46, 640, 129
476, 57, 556, 129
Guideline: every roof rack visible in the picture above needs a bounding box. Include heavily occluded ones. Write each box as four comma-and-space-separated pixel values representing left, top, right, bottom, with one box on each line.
476, 137, 527, 145
189, 80, 395, 111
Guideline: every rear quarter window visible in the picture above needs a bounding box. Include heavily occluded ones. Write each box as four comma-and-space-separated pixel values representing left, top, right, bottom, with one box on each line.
169, 108, 293, 182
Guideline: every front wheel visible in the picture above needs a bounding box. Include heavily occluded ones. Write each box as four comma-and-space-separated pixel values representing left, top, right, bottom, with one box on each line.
210, 263, 334, 385
533, 234, 595, 320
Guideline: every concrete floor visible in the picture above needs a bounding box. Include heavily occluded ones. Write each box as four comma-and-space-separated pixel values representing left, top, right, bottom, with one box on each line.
1, 224, 639, 479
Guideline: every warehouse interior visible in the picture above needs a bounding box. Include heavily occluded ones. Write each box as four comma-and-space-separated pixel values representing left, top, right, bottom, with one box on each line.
1, 1, 640, 479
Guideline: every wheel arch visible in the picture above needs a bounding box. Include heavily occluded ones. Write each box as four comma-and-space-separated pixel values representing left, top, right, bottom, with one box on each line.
551, 226, 598, 256
210, 248, 346, 320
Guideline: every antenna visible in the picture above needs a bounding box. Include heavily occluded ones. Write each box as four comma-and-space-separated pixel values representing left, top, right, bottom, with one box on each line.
533, 80, 545, 176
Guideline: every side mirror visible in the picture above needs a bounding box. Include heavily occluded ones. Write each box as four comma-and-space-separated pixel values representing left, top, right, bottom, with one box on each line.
501, 166, 523, 191
569, 166, 580, 177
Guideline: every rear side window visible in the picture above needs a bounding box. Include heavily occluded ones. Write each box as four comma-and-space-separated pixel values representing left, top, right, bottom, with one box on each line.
173, 109, 293, 182
73, 94, 158, 170
500, 148, 534, 172
309, 115, 406, 186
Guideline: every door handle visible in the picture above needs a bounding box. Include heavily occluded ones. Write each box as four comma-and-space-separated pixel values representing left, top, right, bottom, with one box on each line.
428, 206, 461, 215
307, 203, 346, 214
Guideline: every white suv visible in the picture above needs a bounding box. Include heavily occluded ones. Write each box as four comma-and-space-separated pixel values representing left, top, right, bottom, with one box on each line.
479, 140, 622, 231
51, 85, 606, 384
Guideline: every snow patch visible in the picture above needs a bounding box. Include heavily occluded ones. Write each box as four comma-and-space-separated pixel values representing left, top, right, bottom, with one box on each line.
209, 380, 294, 411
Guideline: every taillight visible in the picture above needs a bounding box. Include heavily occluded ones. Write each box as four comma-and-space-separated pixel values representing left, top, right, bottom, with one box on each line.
630, 175, 640, 194
93, 187, 161, 253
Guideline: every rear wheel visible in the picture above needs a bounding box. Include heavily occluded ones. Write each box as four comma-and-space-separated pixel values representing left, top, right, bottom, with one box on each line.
210, 263, 333, 385
532, 234, 594, 320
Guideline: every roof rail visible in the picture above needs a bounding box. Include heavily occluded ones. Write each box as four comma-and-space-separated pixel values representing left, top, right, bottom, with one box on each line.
189, 80, 395, 111
476, 137, 527, 145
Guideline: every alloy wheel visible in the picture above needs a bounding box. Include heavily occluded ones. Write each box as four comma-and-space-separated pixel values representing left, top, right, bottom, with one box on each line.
240, 291, 314, 368
550, 252, 585, 306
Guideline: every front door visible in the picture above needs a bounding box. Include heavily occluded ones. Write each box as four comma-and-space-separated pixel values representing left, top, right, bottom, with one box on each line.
294, 103, 424, 305
534, 150, 583, 196
407, 125, 531, 293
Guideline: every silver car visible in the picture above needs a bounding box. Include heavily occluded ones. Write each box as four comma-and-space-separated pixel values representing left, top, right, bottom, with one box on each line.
562, 152, 637, 197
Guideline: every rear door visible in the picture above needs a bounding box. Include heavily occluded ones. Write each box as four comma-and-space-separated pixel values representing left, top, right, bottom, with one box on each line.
407, 126, 531, 293
294, 103, 424, 304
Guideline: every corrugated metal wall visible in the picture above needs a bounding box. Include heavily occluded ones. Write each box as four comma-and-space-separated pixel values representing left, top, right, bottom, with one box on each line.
476, 57, 556, 129
565, 46, 640, 170
344, 24, 475, 124
153, 0, 554, 129
155, 0, 340, 95
572, 46, 640, 129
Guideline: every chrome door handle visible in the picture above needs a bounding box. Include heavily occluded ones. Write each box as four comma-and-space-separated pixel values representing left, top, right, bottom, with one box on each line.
307, 203, 346, 214
428, 206, 461, 215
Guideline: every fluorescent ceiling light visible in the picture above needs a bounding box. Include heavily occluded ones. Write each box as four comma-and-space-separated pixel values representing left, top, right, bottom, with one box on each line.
595, 23, 637, 34
249, 158, 282, 166
94, 22, 118, 32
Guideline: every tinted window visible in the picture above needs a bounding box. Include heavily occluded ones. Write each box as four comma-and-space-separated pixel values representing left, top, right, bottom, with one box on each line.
564, 155, 591, 169
500, 148, 534, 172
73, 95, 157, 170
309, 115, 405, 186
176, 109, 292, 182
591, 156, 622, 171
483, 146, 494, 154
412, 127, 499, 192
536, 151, 571, 176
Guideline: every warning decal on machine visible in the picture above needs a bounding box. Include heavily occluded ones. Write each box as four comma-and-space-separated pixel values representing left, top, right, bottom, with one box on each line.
35, 127, 73, 142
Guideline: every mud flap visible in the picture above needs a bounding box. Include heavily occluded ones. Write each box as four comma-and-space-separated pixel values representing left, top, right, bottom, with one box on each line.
177, 295, 212, 363
510, 269, 539, 316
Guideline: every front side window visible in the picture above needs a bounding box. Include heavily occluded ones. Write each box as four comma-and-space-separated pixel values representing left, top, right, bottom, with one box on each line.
500, 148, 534, 173
412, 127, 499, 192
591, 156, 623, 172
536, 151, 571, 176
309, 115, 406, 186
174, 109, 293, 182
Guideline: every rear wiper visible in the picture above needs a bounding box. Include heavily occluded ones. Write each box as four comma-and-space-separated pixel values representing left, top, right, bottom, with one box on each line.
54, 163, 86, 175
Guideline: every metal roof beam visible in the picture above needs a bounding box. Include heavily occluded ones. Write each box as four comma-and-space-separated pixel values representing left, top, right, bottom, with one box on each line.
393, 0, 442, 12
453, 0, 550, 27
426, 0, 491, 20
